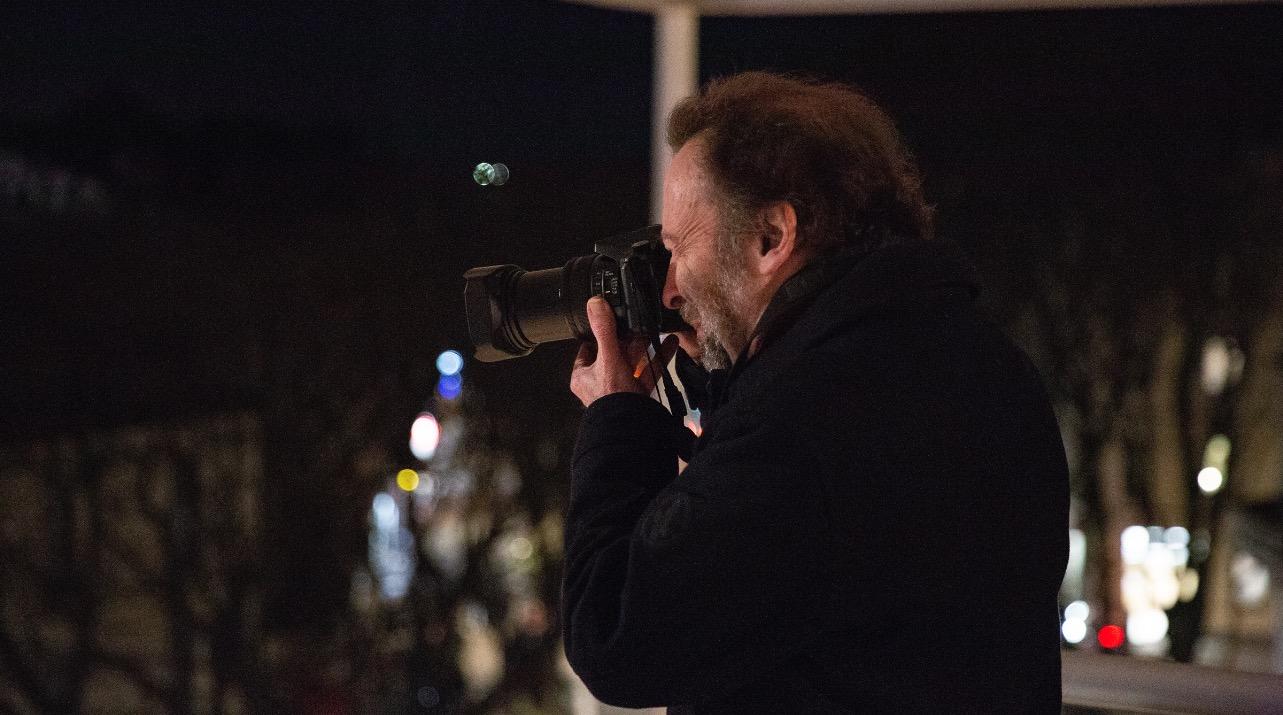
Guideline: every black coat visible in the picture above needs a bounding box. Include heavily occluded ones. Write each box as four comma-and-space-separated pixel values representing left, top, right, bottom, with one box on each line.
562, 239, 1069, 713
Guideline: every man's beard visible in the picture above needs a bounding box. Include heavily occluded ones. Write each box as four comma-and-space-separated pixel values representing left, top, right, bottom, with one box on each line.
679, 239, 751, 371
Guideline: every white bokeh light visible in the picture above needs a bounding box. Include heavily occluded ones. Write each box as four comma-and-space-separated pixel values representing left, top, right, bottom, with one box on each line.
1064, 600, 1090, 623
1122, 571, 1150, 612
1126, 608, 1169, 646
1201, 337, 1230, 395
372, 492, 398, 531
410, 412, 441, 461
1163, 526, 1190, 546
1121, 525, 1150, 565
1197, 467, 1224, 494
436, 350, 464, 376
1061, 618, 1087, 645
1231, 552, 1271, 606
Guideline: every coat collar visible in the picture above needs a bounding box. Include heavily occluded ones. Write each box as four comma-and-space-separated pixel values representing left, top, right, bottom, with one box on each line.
699, 238, 980, 416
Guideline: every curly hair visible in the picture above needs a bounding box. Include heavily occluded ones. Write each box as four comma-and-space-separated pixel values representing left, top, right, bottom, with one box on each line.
667, 72, 933, 254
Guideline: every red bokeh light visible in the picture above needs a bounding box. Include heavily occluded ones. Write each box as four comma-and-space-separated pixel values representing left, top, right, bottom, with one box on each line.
1097, 624, 1125, 649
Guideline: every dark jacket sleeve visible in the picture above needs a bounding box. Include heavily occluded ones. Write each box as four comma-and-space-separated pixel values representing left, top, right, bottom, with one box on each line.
561, 392, 827, 708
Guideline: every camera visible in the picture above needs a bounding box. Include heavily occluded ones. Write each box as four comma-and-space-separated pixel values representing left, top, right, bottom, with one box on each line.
463, 224, 688, 362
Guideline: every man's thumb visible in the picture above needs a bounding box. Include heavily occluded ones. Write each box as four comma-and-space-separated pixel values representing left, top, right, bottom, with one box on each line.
586, 297, 620, 354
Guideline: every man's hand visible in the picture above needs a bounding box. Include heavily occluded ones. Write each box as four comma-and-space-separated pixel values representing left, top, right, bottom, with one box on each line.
571, 297, 680, 408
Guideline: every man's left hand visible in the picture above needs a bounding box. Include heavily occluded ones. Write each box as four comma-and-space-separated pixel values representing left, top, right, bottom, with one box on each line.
571, 296, 679, 407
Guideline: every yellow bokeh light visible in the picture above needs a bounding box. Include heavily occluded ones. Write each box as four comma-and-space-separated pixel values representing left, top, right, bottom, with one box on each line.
397, 469, 420, 492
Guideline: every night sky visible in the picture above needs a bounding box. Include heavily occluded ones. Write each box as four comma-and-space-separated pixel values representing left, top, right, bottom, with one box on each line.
7, 2, 1280, 168
3, 0, 1282, 435
2, 2, 653, 162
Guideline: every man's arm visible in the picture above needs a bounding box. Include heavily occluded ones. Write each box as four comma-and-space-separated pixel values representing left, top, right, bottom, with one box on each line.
562, 389, 828, 707
562, 296, 828, 707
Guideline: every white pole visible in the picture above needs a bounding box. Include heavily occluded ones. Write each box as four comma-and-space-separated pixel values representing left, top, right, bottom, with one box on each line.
650, 2, 699, 223
572, 15, 699, 710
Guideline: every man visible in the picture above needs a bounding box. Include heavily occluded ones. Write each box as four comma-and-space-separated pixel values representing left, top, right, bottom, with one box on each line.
562, 72, 1068, 713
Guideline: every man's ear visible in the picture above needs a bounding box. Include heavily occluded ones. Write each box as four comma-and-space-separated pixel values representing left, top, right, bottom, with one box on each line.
755, 200, 799, 277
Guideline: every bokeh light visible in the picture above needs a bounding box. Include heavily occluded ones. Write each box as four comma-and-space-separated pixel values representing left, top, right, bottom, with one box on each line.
472, 162, 509, 186
436, 349, 464, 376
1126, 608, 1169, 646
437, 373, 462, 400
1197, 466, 1224, 494
1062, 619, 1087, 645
1231, 552, 1271, 606
372, 493, 398, 531
507, 536, 534, 562
1163, 526, 1190, 546
1065, 600, 1090, 623
1097, 624, 1125, 649
1121, 525, 1150, 565
397, 468, 420, 492
410, 412, 441, 461
1200, 337, 1231, 395
1203, 434, 1231, 467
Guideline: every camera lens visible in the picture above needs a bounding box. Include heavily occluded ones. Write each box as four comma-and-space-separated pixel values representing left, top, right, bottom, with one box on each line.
463, 254, 613, 362
462, 225, 684, 362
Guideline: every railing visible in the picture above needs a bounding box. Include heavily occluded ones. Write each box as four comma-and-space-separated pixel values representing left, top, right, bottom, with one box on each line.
1062, 650, 1283, 714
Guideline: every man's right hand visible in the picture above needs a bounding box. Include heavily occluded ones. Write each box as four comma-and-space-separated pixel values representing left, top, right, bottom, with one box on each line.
570, 297, 679, 408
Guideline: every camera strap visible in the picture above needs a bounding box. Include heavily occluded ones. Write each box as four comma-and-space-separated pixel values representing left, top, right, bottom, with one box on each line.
645, 332, 697, 461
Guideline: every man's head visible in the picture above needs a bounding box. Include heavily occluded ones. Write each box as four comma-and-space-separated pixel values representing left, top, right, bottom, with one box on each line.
661, 72, 932, 368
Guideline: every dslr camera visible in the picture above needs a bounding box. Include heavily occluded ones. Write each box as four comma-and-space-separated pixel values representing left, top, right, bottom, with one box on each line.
463, 225, 687, 362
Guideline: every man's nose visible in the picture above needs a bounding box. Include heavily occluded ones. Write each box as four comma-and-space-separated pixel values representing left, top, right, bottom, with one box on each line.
661, 262, 683, 311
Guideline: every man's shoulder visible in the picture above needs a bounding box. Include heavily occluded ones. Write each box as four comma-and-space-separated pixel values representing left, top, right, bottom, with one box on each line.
731, 297, 982, 404
722, 295, 1049, 445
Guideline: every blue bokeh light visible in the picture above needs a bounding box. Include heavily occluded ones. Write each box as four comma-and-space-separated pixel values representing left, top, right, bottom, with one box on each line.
437, 373, 462, 400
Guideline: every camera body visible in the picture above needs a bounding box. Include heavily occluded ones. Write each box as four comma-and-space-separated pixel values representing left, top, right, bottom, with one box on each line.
463, 224, 687, 362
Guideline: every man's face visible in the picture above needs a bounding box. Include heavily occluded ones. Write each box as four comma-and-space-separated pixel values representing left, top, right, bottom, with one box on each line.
660, 140, 752, 370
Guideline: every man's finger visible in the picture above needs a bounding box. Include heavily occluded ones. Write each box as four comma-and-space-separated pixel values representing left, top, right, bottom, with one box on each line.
586, 297, 621, 358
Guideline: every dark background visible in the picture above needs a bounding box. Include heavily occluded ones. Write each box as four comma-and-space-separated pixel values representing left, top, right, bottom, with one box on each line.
2, 1, 1281, 712
5, 1, 1280, 434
